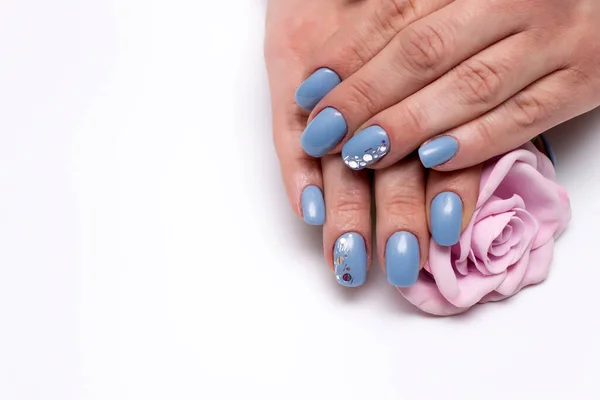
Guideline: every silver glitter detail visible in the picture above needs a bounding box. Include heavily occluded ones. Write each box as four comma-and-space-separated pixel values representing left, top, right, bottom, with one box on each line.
344, 144, 389, 170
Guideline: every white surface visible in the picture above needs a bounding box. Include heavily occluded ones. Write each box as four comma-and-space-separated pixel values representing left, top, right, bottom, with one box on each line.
0, 1, 599, 399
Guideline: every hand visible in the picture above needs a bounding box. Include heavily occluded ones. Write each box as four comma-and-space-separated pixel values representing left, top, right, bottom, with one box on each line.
264, 0, 363, 224
322, 155, 481, 288
295, 0, 600, 171
265, 0, 482, 288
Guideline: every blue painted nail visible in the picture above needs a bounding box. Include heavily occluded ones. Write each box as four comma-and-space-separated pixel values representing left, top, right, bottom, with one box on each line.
341, 125, 390, 170
430, 192, 463, 246
385, 232, 420, 287
301, 107, 347, 158
301, 186, 325, 226
418, 136, 459, 168
540, 134, 556, 165
334, 232, 367, 287
295, 68, 342, 111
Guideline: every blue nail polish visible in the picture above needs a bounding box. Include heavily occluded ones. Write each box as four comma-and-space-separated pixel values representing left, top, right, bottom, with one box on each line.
385, 232, 420, 287
334, 232, 367, 287
295, 68, 342, 111
301, 186, 325, 226
430, 192, 463, 246
301, 107, 347, 158
341, 125, 390, 170
540, 134, 556, 165
419, 136, 459, 168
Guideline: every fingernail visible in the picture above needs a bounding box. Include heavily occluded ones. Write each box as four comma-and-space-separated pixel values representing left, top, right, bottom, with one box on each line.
301, 186, 325, 226
385, 232, 420, 287
301, 107, 347, 158
430, 192, 463, 246
295, 68, 342, 111
334, 232, 367, 287
539, 134, 556, 165
418, 136, 459, 168
341, 125, 390, 170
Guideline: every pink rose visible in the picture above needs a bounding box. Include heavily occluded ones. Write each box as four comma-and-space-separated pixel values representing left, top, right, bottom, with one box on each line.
399, 142, 571, 316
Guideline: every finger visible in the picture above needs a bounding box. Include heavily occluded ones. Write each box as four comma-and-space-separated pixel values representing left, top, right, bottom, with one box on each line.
295, 0, 452, 111
267, 60, 326, 225
374, 157, 428, 287
322, 155, 372, 287
300, 0, 526, 159
371, 29, 563, 169
425, 68, 600, 171
426, 166, 482, 246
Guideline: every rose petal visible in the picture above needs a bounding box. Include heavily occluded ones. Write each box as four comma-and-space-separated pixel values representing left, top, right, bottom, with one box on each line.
427, 242, 507, 308
398, 272, 471, 316
453, 207, 482, 276
475, 194, 526, 221
471, 212, 514, 262
486, 210, 538, 275
515, 239, 554, 291
477, 149, 538, 208
427, 244, 460, 300
448, 268, 507, 308
469, 248, 494, 276
494, 243, 532, 295
489, 224, 513, 257
479, 239, 554, 303
477, 143, 569, 247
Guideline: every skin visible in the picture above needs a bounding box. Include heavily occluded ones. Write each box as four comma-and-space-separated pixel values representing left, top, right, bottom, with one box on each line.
265, 0, 480, 282
304, 0, 600, 170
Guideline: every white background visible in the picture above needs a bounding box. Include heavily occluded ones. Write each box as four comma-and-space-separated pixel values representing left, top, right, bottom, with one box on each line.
0, 1, 599, 399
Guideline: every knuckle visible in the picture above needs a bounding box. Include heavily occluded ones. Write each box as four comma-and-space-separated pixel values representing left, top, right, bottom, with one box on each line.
472, 119, 498, 149
374, 0, 417, 34
399, 23, 448, 73
453, 59, 503, 105
511, 92, 546, 129
383, 197, 424, 225
331, 188, 371, 215
344, 78, 382, 116
340, 34, 374, 68
402, 103, 428, 135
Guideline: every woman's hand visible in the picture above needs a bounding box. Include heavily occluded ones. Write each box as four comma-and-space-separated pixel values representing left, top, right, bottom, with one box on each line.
320, 153, 481, 288
296, 0, 600, 171
265, 0, 364, 225
265, 0, 483, 287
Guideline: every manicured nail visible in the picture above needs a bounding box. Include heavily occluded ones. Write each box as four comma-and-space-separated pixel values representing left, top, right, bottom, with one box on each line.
341, 125, 390, 170
295, 68, 342, 111
430, 192, 463, 246
334, 232, 367, 287
540, 134, 556, 165
301, 107, 347, 158
418, 136, 459, 168
301, 186, 325, 226
385, 232, 420, 287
